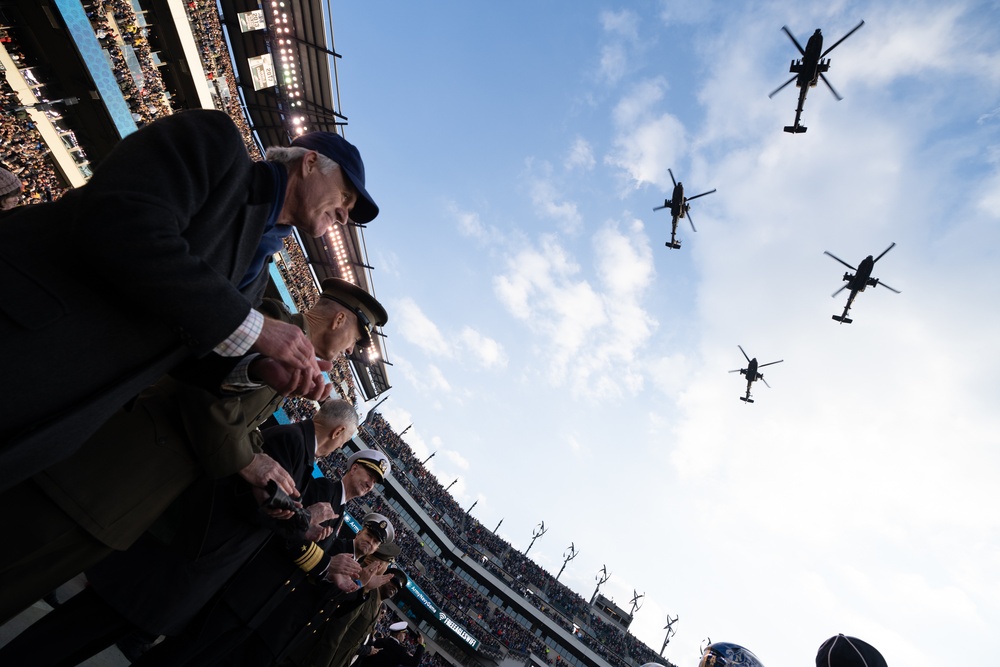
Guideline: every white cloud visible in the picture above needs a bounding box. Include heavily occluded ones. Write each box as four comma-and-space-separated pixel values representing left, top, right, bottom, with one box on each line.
493, 221, 656, 399
598, 44, 627, 85
393, 298, 450, 357
530, 178, 583, 233
564, 137, 596, 171
458, 326, 508, 369
597, 9, 639, 84
393, 296, 507, 372
606, 78, 687, 188
600, 9, 638, 39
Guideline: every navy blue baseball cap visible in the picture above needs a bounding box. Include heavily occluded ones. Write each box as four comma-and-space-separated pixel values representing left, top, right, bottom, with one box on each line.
290, 132, 379, 224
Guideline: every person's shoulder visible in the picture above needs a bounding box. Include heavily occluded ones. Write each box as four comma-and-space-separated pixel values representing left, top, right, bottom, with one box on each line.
148, 110, 244, 149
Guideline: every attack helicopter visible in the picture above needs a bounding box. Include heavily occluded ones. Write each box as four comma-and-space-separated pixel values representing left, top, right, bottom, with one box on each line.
769, 20, 865, 133
825, 242, 900, 324
652, 169, 716, 249
729, 346, 783, 404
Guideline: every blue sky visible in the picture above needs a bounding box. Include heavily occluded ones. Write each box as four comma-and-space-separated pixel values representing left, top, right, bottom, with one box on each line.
324, 2, 1000, 665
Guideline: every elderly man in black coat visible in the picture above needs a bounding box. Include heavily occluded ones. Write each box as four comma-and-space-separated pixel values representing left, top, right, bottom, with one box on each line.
0, 109, 380, 490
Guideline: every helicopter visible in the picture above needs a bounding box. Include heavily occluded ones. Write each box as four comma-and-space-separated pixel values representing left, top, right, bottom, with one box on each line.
825, 242, 900, 324
729, 345, 783, 403
769, 20, 865, 134
652, 168, 716, 249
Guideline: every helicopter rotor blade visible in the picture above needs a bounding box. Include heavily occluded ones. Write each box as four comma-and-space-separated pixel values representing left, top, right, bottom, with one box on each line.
653, 203, 669, 212
686, 189, 717, 202
686, 209, 697, 233
819, 73, 843, 101
728, 369, 743, 374
877, 281, 901, 294
821, 20, 865, 58
769, 75, 797, 99
832, 284, 849, 298
738, 345, 751, 363
873, 242, 896, 263
781, 26, 806, 55
668, 168, 677, 188
758, 359, 784, 369
761, 377, 772, 389
824, 250, 857, 271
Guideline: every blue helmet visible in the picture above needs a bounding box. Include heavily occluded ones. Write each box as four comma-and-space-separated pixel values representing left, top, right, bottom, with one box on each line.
699, 642, 765, 667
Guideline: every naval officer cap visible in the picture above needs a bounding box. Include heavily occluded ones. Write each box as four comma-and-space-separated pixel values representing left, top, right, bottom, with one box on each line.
319, 278, 388, 355
289, 131, 379, 223
346, 449, 391, 482
362, 512, 394, 544
389, 621, 408, 633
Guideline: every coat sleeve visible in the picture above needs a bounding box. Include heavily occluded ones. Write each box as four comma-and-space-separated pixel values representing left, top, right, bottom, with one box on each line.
70, 110, 261, 354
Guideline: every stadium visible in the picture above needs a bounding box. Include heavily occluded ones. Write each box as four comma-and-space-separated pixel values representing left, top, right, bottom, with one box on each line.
0, 1, 673, 665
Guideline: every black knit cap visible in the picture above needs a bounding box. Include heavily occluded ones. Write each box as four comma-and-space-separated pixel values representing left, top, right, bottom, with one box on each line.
290, 132, 378, 223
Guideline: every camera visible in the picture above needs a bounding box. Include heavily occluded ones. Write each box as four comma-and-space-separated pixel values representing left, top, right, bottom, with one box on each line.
264, 480, 312, 533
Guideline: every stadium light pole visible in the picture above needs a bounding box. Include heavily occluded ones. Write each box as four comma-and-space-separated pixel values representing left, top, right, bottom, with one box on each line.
445, 478, 458, 492
556, 542, 578, 580
524, 521, 547, 556
363, 395, 390, 427
591, 564, 610, 603
661, 615, 679, 655
421, 451, 436, 465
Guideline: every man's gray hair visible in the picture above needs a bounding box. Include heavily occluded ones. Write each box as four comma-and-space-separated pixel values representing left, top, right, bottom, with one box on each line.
315, 397, 359, 430
265, 145, 340, 176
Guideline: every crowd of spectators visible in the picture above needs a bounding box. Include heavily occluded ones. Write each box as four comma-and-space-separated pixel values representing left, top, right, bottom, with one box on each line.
0, 29, 70, 203
177, 0, 263, 157
355, 413, 667, 667
84, 0, 176, 124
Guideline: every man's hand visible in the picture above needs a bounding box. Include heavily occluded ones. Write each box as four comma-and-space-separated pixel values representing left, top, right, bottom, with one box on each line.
303, 502, 338, 541
326, 552, 361, 578
239, 453, 298, 498
363, 573, 393, 592
248, 356, 333, 401
329, 573, 360, 593
251, 318, 330, 398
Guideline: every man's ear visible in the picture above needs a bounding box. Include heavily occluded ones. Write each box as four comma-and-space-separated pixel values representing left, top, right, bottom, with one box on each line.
301, 150, 318, 175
